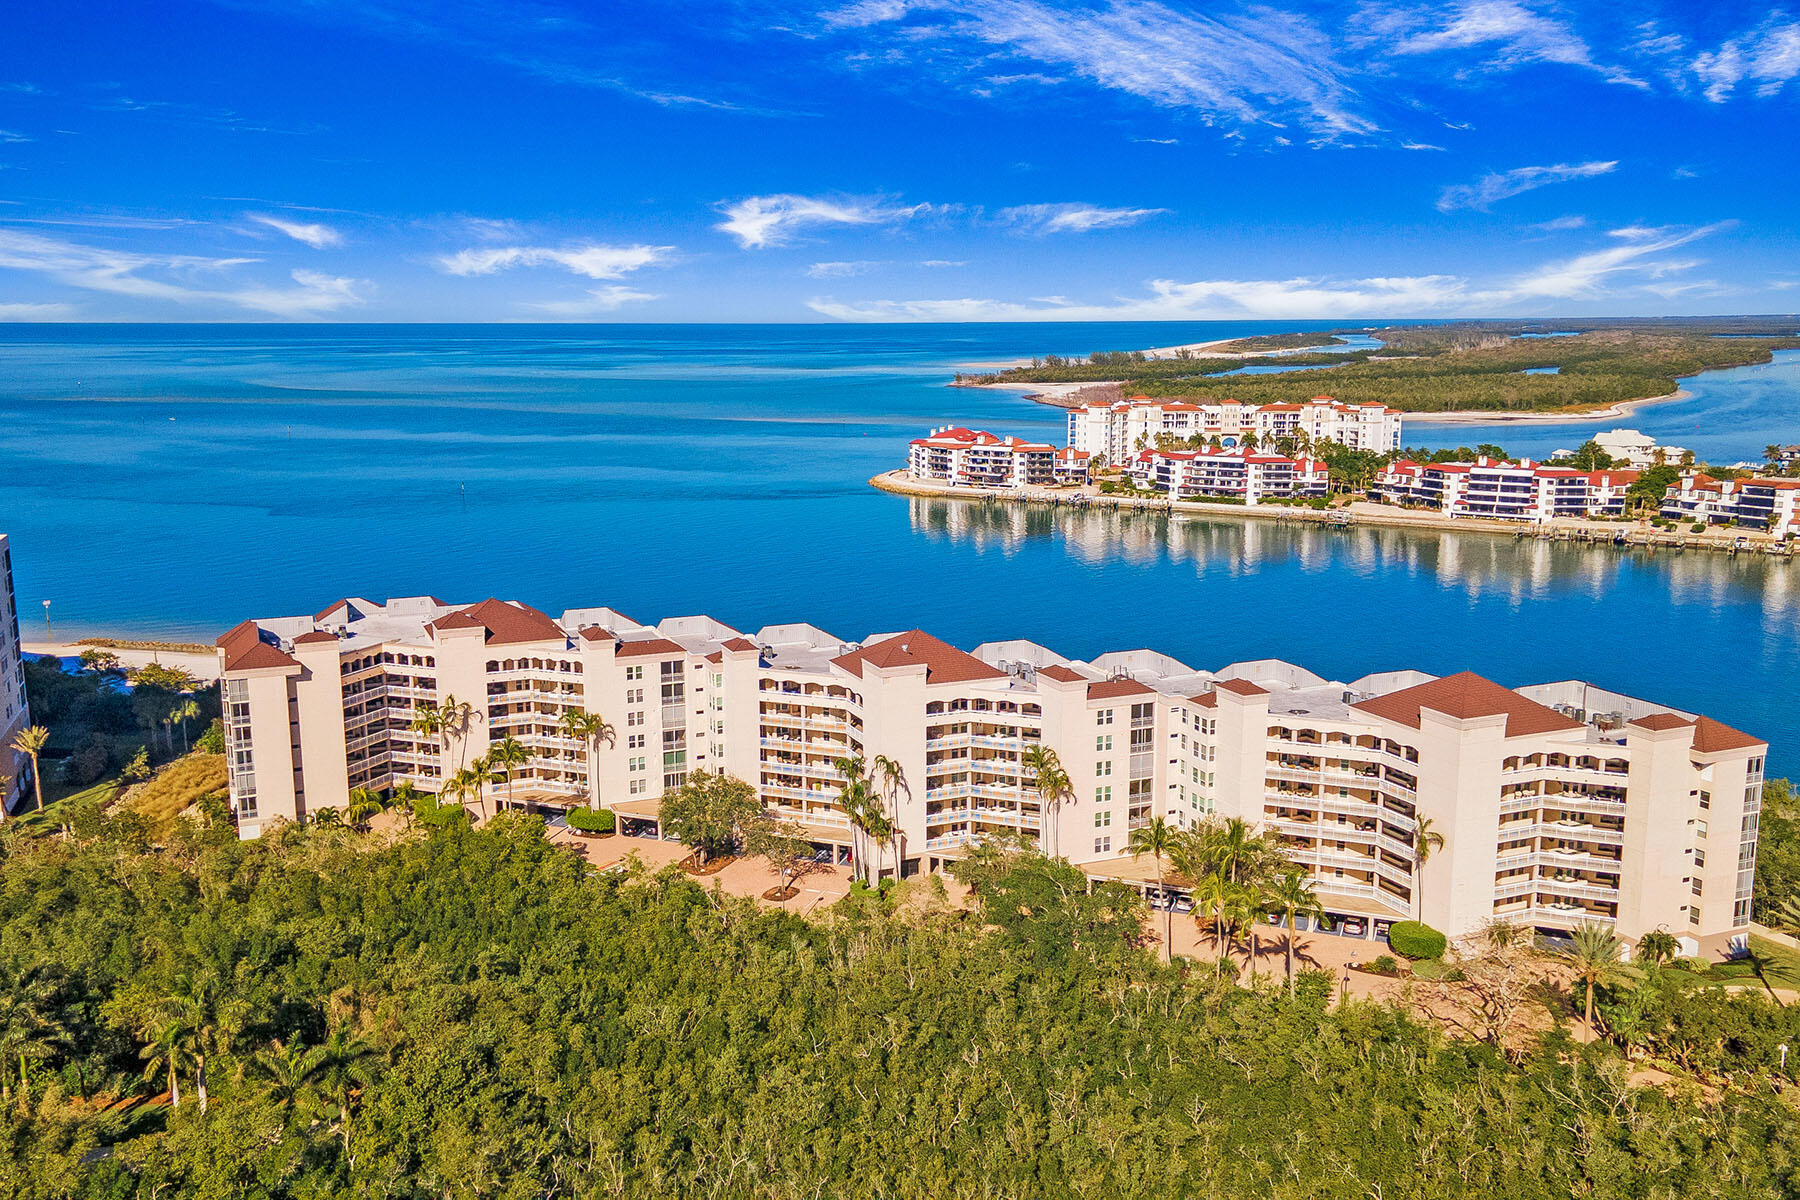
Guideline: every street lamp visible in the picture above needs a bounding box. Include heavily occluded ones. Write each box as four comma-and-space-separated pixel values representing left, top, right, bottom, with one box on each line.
41, 600, 51, 642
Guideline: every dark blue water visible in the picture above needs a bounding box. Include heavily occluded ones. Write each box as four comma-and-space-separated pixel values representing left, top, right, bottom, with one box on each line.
2, 323, 1797, 769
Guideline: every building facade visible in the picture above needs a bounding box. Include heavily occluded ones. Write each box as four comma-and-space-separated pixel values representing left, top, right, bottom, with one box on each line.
0, 535, 30, 816
907, 427, 1067, 489
1372, 458, 1642, 522
1068, 395, 1403, 464
1662, 473, 1800, 538
217, 594, 1766, 945
1127, 447, 1329, 503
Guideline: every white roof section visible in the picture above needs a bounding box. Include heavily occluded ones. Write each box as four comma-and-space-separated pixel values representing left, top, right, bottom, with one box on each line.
560, 606, 650, 635
1085, 648, 1195, 679
1215, 659, 1328, 690
1347, 669, 1438, 697
1519, 680, 1696, 722
971, 639, 1071, 669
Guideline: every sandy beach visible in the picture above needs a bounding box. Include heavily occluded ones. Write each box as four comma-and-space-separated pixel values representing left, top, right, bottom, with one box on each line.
1405, 389, 1688, 426
23, 641, 221, 681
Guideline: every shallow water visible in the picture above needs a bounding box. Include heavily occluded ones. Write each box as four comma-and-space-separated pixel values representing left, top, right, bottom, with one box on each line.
2, 322, 1796, 767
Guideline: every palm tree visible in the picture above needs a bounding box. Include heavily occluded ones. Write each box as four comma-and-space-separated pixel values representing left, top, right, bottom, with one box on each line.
345, 786, 388, 831
1194, 872, 1236, 975
10, 726, 48, 813
1409, 816, 1445, 922
869, 754, 905, 879
138, 1015, 190, 1110
1127, 817, 1179, 962
310, 1023, 378, 1161
463, 755, 499, 822
1635, 928, 1679, 968
558, 709, 616, 811
1767, 895, 1800, 936
0, 961, 65, 1108
409, 701, 446, 781
1561, 922, 1641, 1035
1022, 744, 1072, 858
171, 699, 201, 753
310, 807, 344, 829
488, 736, 531, 814
834, 754, 875, 883
439, 695, 478, 772
1265, 869, 1324, 998
252, 1037, 314, 1114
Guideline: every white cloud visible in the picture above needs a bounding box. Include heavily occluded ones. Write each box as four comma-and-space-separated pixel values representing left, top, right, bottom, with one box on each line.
919, 259, 965, 268
1132, 136, 1180, 145
1436, 160, 1617, 212
436, 242, 672, 279
716, 194, 933, 249
999, 203, 1167, 235
0, 301, 75, 319
1531, 214, 1588, 232
1401, 141, 1447, 151
523, 286, 659, 316
808, 225, 1728, 320
807, 260, 883, 278
1378, 1, 1643, 87
0, 228, 364, 316
822, 0, 1376, 139
1691, 19, 1800, 102
0, 129, 29, 143
248, 213, 343, 249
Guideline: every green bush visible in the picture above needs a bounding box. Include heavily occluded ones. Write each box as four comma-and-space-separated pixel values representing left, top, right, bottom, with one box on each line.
1387, 920, 1448, 960
1690, 522, 1707, 534
1368, 954, 1400, 976
566, 807, 615, 834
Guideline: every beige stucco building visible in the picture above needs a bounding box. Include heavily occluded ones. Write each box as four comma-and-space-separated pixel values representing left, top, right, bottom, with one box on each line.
217, 594, 1766, 943
0, 535, 31, 816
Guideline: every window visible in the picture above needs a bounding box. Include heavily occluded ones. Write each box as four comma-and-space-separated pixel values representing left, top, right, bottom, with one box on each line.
629, 778, 646, 795
627, 733, 645, 749
626, 688, 644, 703
1093, 810, 1112, 828
1699, 790, 1711, 810
1095, 734, 1113, 751
1095, 760, 1112, 777
1689, 906, 1701, 926
629, 756, 645, 772
627, 711, 644, 727
1093, 836, 1111, 854
1096, 709, 1114, 726
1695, 819, 1708, 840
625, 665, 644, 681
1095, 785, 1111, 804
1693, 848, 1706, 868
1692, 878, 1704, 896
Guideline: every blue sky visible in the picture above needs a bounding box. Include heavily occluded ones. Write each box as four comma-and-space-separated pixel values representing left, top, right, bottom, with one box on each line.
0, 1, 1797, 321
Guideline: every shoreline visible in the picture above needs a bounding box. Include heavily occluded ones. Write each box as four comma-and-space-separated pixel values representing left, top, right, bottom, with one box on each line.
23, 641, 221, 681
867, 470, 1796, 559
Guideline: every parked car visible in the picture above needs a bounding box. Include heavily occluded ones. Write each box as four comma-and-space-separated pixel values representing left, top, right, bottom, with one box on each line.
1340, 918, 1367, 937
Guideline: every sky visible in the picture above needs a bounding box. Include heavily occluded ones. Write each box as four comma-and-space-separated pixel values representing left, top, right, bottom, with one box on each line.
0, 1, 1798, 322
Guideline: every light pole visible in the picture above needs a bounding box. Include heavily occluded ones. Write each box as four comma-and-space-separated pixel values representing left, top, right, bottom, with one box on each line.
41, 600, 51, 643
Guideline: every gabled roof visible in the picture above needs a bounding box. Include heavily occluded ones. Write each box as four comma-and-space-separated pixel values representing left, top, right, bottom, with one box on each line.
1628, 711, 1692, 732
1037, 664, 1086, 683
831, 630, 1005, 684
615, 637, 687, 658
430, 598, 566, 646
1087, 678, 1154, 700
1213, 678, 1268, 697
216, 620, 300, 673
292, 630, 339, 645
1353, 670, 1581, 737
1189, 692, 1218, 708
720, 636, 759, 653
1693, 715, 1764, 754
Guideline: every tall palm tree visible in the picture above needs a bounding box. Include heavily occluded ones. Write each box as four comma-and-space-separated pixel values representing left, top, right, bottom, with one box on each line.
558, 709, 616, 811
869, 754, 905, 879
1561, 922, 1641, 1035
1022, 744, 1072, 858
138, 1015, 190, 1110
252, 1037, 314, 1115
310, 1023, 378, 1161
834, 754, 875, 883
462, 755, 499, 822
1409, 816, 1446, 922
1635, 928, 1679, 968
10, 726, 49, 813
1194, 872, 1236, 976
408, 701, 446, 779
1128, 817, 1179, 962
487, 737, 531, 814
0, 961, 65, 1108
1265, 869, 1324, 998
171, 699, 201, 753
438, 695, 478, 772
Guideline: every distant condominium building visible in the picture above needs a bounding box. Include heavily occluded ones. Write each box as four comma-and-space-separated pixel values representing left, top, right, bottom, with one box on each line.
1068, 395, 1404, 464
908, 426, 1089, 488
1126, 446, 1329, 503
1661, 472, 1800, 538
217, 594, 1766, 944
1372, 458, 1640, 522
0, 535, 30, 816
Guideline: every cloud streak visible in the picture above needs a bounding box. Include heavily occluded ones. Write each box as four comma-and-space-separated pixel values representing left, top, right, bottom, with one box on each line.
1436, 160, 1617, 212
249, 212, 344, 248
1376, 1, 1643, 87
999, 203, 1167, 235
436, 242, 673, 279
716, 194, 935, 249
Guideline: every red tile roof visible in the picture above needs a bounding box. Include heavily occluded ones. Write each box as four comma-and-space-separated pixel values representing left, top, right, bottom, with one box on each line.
1628, 711, 1692, 732
1087, 678, 1154, 700
217, 620, 300, 673
578, 626, 616, 642
615, 637, 687, 658
1353, 671, 1581, 737
1190, 692, 1218, 708
1693, 715, 1764, 754
720, 636, 759, 653
1036, 664, 1086, 683
292, 630, 338, 645
431, 598, 565, 645
831, 630, 1004, 684
1213, 678, 1268, 697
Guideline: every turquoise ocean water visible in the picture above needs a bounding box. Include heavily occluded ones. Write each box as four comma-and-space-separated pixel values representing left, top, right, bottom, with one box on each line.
2, 323, 1797, 768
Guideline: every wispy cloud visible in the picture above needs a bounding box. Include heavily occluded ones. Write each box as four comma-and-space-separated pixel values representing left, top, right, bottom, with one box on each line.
716, 194, 935, 249
436, 242, 672, 279
0, 301, 76, 319
1531, 214, 1588, 232
522, 285, 659, 315
0, 129, 30, 144
999, 203, 1167, 235
1436, 160, 1617, 212
1375, 1, 1643, 87
809, 224, 1727, 320
0, 228, 364, 316
822, 0, 1376, 140
1690, 18, 1800, 102
248, 212, 343, 248
807, 260, 883, 278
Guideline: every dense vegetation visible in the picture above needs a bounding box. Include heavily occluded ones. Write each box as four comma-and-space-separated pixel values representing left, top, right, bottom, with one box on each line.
959, 323, 1800, 414
5, 805, 1800, 1197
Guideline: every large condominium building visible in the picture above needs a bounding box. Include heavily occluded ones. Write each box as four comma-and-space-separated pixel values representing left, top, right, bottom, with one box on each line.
1127, 447, 1329, 503
1662, 472, 1800, 538
218, 594, 1767, 945
0, 535, 30, 816
1372, 458, 1640, 522
1068, 395, 1404, 464
908, 426, 1089, 488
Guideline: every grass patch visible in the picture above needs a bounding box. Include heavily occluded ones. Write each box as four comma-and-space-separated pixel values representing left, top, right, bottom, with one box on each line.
124, 753, 227, 835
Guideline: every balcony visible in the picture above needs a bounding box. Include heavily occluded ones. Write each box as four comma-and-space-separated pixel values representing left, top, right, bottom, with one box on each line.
925, 806, 1041, 829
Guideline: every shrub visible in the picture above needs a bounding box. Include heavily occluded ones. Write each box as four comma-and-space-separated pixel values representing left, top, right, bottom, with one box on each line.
126, 753, 228, 835
567, 807, 615, 835
1368, 954, 1401, 976
1098, 480, 1118, 494
1690, 522, 1707, 534
1387, 920, 1447, 960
